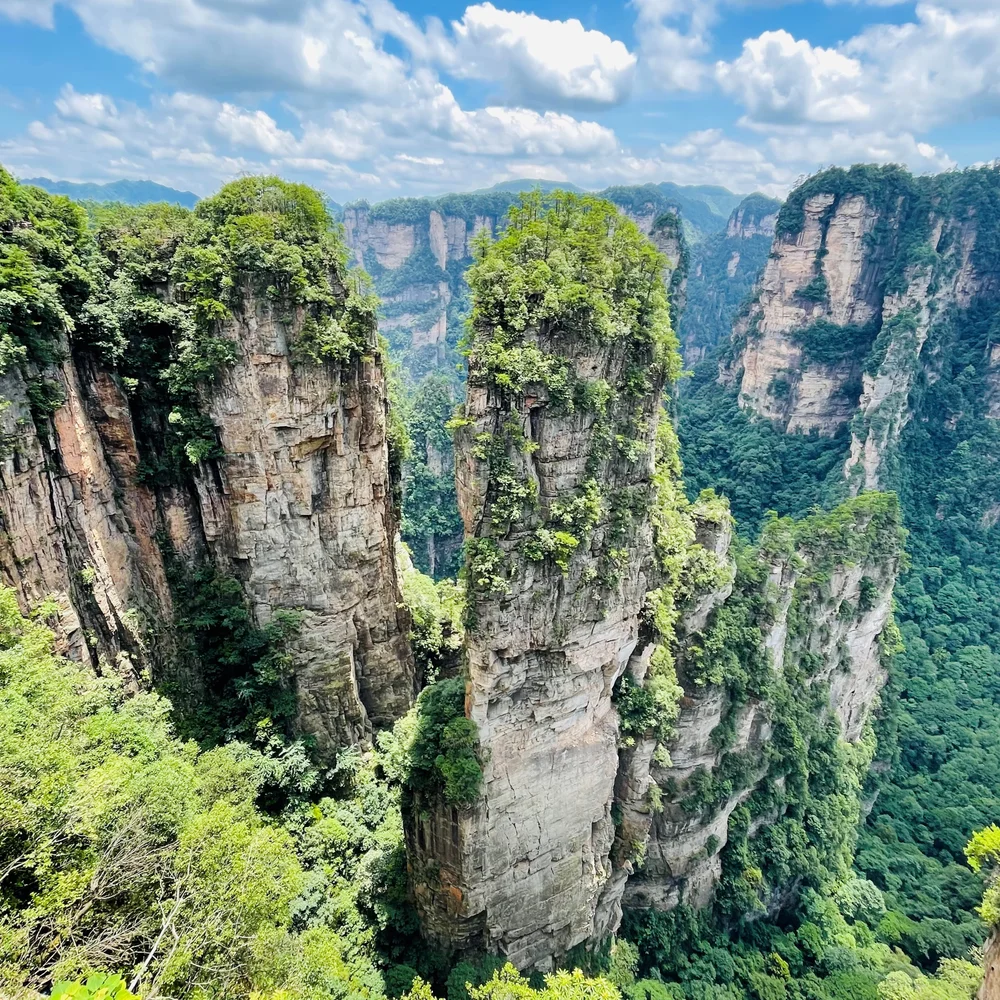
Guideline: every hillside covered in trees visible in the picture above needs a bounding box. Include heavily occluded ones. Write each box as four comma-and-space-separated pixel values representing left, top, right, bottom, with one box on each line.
0, 167, 996, 1000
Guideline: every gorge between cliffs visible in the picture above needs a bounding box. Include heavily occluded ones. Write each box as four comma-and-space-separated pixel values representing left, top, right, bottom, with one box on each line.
1, 164, 998, 1000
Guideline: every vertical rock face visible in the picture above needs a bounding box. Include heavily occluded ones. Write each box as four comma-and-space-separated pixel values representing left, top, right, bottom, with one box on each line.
406, 196, 677, 971
981, 933, 1000, 1000
186, 293, 414, 748
728, 166, 1000, 490
0, 346, 174, 679
403, 190, 904, 970
0, 171, 414, 750
627, 495, 903, 913
650, 212, 688, 330
680, 194, 781, 366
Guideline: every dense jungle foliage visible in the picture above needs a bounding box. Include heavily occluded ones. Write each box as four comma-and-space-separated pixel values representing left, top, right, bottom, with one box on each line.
678, 164, 1000, 992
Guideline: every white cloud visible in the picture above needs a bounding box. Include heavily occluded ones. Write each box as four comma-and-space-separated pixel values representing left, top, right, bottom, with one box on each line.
54, 85, 119, 127
717, 3, 1000, 133
765, 127, 955, 173
717, 31, 869, 125
846, 4, 1000, 129
0, 78, 621, 200
21, 0, 410, 100
445, 4, 636, 107
0, 0, 54, 26
632, 0, 716, 92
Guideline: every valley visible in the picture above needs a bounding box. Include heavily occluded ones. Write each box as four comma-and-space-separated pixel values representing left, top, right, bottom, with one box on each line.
0, 163, 997, 1000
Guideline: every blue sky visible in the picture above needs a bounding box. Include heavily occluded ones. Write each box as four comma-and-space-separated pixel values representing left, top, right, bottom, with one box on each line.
0, 0, 996, 201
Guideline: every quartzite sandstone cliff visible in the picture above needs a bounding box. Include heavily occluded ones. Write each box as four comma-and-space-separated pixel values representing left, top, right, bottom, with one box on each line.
727, 167, 1000, 491
0, 173, 414, 751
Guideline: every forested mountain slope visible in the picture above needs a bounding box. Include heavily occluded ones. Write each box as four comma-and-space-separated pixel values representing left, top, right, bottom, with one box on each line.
0, 168, 990, 1000
681, 163, 1000, 971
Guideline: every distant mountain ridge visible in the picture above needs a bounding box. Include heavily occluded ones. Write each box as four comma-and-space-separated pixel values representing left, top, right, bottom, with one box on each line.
21, 176, 199, 208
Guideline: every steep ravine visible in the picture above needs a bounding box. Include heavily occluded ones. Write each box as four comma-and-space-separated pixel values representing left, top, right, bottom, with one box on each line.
403, 192, 904, 972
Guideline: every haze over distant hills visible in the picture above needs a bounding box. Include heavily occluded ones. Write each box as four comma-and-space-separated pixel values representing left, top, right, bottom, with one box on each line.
18, 174, 747, 237
21, 176, 200, 208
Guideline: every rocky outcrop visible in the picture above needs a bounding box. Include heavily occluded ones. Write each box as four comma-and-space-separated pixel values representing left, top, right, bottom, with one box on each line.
0, 343, 174, 681
628, 495, 902, 913
650, 212, 688, 329
679, 194, 781, 366
403, 193, 903, 971
728, 166, 1000, 490
187, 293, 414, 746
981, 933, 1000, 1000
0, 172, 414, 752
726, 195, 780, 239
405, 200, 674, 971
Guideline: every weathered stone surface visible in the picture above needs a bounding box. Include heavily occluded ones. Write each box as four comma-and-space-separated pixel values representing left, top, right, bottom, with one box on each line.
627, 508, 899, 914
731, 184, 992, 488
196, 294, 415, 748
0, 340, 175, 682
0, 285, 413, 752
981, 932, 1000, 1000
409, 275, 667, 970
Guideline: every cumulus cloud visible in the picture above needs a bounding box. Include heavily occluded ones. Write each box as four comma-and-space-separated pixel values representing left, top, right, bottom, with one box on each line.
0, 79, 620, 199
717, 3, 1000, 133
444, 4, 636, 107
632, 0, 716, 92
19, 0, 410, 100
717, 31, 869, 125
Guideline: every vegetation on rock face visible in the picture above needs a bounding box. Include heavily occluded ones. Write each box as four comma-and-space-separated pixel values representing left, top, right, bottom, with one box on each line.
677, 194, 780, 362
459, 191, 680, 595
678, 163, 1000, 985
0, 167, 396, 747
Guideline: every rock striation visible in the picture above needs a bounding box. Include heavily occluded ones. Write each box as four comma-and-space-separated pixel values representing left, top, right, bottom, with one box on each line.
405, 195, 680, 971
0, 171, 414, 750
628, 495, 903, 914
727, 165, 1000, 490
403, 192, 904, 971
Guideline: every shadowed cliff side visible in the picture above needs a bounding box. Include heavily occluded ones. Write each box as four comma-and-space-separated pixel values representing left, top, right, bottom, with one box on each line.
0, 169, 414, 751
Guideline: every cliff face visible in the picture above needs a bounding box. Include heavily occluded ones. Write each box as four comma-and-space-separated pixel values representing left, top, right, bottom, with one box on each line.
405, 196, 680, 970
728, 166, 1000, 491
179, 292, 414, 746
628, 495, 902, 914
680, 194, 781, 366
0, 171, 414, 751
404, 192, 903, 971
981, 933, 1000, 1000
0, 341, 175, 680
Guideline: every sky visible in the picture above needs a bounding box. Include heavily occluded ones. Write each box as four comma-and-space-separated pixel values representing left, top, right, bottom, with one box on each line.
0, 0, 997, 202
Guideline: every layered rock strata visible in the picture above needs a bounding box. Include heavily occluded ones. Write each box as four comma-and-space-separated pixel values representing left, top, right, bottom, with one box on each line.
627, 496, 902, 912
0, 174, 414, 750
405, 200, 674, 970
727, 166, 1000, 489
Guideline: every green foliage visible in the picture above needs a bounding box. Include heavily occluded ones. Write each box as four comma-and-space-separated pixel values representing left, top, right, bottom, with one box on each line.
398, 542, 465, 681
677, 196, 778, 361
164, 561, 303, 746
400, 374, 465, 580
384, 677, 482, 807
402, 963, 622, 1000
678, 165, 1000, 964
793, 319, 879, 367
461, 191, 680, 592
0, 584, 461, 999
50, 975, 138, 999
965, 825, 1000, 928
